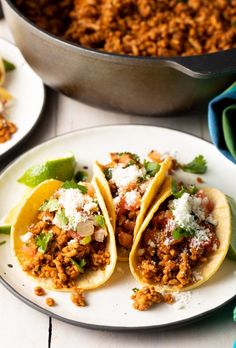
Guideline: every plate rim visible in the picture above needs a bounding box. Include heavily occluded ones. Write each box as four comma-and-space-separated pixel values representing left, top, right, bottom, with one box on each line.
0, 37, 45, 160
0, 123, 235, 331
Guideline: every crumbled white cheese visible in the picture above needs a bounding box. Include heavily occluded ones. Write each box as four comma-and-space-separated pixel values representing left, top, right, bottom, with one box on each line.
68, 239, 78, 245
173, 291, 192, 310
193, 270, 203, 281
110, 164, 145, 189
20, 232, 33, 243
172, 193, 195, 227
125, 190, 141, 207
190, 228, 211, 249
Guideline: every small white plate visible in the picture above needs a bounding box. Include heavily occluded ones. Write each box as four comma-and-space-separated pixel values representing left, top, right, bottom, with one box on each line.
0, 38, 45, 158
0, 125, 236, 331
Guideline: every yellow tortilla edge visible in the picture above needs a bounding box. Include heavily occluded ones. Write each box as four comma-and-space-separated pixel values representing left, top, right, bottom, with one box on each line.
0, 58, 5, 86
129, 183, 232, 292
94, 156, 172, 261
12, 179, 117, 291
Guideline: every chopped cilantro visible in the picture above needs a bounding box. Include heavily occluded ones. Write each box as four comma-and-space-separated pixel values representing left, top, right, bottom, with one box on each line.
0, 225, 11, 235
132, 287, 139, 293
62, 180, 88, 194
118, 152, 140, 163
80, 235, 91, 245
181, 155, 207, 174
35, 231, 53, 253
172, 180, 198, 199
74, 170, 88, 182
94, 215, 106, 228
62, 180, 79, 189
77, 184, 88, 194
104, 168, 112, 180
39, 199, 60, 212
0, 241, 6, 246
172, 226, 195, 240
3, 59, 16, 72
144, 160, 161, 177
55, 209, 68, 227
71, 258, 86, 273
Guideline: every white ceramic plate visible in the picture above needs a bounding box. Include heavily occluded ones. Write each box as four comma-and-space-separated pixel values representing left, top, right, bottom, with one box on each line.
0, 125, 236, 331
0, 38, 44, 158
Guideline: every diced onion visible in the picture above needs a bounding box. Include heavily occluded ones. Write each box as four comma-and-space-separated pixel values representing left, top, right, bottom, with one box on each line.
77, 220, 94, 236
94, 228, 107, 242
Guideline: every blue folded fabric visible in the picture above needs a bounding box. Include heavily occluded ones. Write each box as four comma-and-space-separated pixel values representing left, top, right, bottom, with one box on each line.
208, 82, 236, 164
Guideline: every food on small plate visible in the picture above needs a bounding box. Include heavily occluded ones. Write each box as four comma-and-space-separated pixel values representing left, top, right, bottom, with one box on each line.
94, 151, 172, 260
129, 176, 232, 291
11, 178, 117, 292
0, 57, 16, 143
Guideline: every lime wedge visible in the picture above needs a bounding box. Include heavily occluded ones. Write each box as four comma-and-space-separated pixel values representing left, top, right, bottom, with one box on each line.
0, 58, 5, 86
0, 225, 11, 235
226, 195, 236, 261
18, 153, 76, 187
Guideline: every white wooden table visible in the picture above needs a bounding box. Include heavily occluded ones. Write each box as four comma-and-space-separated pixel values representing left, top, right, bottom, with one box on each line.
1, 19, 236, 348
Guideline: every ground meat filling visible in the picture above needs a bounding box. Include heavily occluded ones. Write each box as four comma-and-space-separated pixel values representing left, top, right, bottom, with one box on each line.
103, 152, 162, 253
21, 184, 110, 290
14, 0, 236, 57
137, 190, 219, 288
131, 286, 174, 311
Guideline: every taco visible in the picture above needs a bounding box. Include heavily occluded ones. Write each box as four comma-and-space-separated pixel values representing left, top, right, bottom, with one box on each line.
93, 151, 172, 260
129, 177, 231, 291
12, 178, 117, 291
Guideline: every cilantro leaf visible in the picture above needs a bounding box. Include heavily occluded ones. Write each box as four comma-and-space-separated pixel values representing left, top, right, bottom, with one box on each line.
104, 168, 112, 180
39, 199, 60, 212
0, 225, 11, 235
172, 227, 195, 240
55, 209, 68, 227
71, 258, 86, 273
74, 170, 88, 182
3, 59, 16, 72
181, 155, 207, 174
172, 180, 198, 199
35, 231, 53, 253
62, 180, 88, 194
77, 184, 88, 194
144, 160, 161, 177
118, 152, 140, 163
132, 287, 139, 293
94, 215, 106, 228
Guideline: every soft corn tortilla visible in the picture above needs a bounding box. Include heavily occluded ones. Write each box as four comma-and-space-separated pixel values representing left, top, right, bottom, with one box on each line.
129, 180, 232, 292
93, 156, 172, 261
12, 179, 117, 291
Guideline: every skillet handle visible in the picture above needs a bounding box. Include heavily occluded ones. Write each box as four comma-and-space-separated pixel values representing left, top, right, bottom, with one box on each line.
168, 49, 236, 78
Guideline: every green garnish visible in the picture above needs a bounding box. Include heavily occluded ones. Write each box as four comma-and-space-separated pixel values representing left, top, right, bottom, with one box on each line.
233, 306, 236, 321
94, 215, 106, 228
3, 59, 16, 72
132, 287, 139, 293
55, 209, 68, 227
39, 199, 60, 212
144, 160, 161, 177
0, 241, 6, 246
172, 226, 195, 240
62, 180, 88, 194
35, 231, 53, 253
172, 180, 198, 199
226, 195, 236, 261
74, 170, 88, 182
104, 168, 112, 180
181, 155, 207, 174
118, 152, 140, 163
0, 225, 11, 235
80, 235, 91, 245
71, 258, 86, 273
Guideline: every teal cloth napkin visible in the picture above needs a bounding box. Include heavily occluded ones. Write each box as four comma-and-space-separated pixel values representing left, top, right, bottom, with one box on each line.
208, 82, 236, 164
